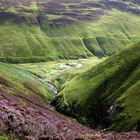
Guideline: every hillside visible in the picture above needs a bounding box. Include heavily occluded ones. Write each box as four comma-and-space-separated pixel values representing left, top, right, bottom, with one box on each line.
1, 0, 140, 139
53, 42, 140, 131
0, 0, 140, 62
1, 63, 140, 139
0, 62, 55, 102
0, 63, 93, 139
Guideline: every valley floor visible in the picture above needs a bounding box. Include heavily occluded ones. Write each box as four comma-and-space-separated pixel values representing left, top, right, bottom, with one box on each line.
17, 57, 105, 91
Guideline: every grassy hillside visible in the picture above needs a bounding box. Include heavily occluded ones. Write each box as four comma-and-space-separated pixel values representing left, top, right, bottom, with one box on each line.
1, 54, 140, 140
0, 62, 54, 102
0, 0, 140, 62
2, 62, 139, 139
0, 62, 94, 139
53, 42, 140, 131
41, 10, 140, 56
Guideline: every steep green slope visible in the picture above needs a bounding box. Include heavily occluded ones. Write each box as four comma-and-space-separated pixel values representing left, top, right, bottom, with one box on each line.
53, 42, 140, 131
41, 10, 140, 55
0, 63, 95, 139
0, 23, 93, 63
0, 62, 54, 102
0, 0, 140, 62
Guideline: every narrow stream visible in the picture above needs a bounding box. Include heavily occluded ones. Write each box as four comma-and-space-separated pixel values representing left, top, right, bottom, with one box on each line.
44, 63, 83, 95
45, 82, 58, 94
